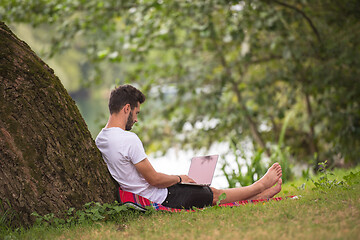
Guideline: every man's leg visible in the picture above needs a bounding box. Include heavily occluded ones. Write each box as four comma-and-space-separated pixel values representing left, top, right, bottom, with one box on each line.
211, 163, 282, 204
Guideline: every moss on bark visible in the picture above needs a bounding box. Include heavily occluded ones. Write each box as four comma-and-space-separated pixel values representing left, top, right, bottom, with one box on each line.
0, 22, 116, 227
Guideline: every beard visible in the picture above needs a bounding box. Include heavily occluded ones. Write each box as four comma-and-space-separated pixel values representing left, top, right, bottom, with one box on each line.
125, 110, 134, 131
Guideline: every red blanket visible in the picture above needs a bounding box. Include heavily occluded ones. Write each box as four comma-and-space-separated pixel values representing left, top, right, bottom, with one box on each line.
117, 188, 296, 212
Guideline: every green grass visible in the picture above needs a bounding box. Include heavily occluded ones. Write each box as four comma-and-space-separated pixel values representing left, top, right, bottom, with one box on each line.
2, 166, 360, 240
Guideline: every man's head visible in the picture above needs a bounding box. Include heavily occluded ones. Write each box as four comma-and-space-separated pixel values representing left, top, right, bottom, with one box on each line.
109, 85, 146, 114
108, 85, 146, 130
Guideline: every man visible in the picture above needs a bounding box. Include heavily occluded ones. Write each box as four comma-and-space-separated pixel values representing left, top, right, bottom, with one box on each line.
96, 85, 282, 209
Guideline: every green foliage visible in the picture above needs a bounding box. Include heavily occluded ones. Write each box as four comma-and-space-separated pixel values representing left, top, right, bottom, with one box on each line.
216, 193, 227, 206
222, 140, 267, 188
0, 199, 20, 234
31, 201, 135, 227
221, 144, 293, 188
310, 161, 360, 190
222, 112, 294, 188
343, 171, 360, 186
2, 0, 360, 169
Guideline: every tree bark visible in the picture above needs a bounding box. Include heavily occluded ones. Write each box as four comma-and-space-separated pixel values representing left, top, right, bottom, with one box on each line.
0, 22, 116, 227
304, 91, 320, 171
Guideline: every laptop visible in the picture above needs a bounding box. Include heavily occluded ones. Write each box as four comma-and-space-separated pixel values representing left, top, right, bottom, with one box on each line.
180, 155, 219, 186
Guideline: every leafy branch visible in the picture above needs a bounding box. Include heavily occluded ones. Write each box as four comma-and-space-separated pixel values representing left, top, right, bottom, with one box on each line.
266, 0, 322, 44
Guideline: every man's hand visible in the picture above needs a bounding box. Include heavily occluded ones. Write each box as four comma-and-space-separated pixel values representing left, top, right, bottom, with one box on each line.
135, 158, 196, 188
179, 175, 196, 183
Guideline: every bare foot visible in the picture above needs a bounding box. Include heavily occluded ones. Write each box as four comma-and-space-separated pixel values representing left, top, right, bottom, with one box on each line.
256, 163, 282, 191
248, 178, 282, 200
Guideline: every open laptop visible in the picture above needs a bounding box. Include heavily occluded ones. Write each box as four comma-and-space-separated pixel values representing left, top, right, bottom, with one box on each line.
180, 155, 219, 186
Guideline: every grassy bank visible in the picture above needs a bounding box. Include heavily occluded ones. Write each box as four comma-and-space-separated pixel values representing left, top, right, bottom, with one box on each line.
3, 166, 360, 240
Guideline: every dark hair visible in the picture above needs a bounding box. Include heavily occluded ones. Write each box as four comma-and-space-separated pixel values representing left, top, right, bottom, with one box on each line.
108, 85, 146, 114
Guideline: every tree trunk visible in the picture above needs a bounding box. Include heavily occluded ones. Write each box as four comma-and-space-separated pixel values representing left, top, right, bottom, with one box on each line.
304, 91, 320, 171
0, 22, 116, 227
208, 19, 271, 157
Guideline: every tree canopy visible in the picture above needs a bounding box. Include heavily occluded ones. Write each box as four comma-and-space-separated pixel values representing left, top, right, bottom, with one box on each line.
2, 0, 359, 169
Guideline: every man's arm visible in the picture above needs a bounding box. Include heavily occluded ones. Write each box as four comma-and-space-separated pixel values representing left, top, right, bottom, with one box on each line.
135, 158, 196, 188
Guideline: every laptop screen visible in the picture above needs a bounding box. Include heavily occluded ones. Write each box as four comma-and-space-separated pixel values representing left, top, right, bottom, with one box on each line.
188, 155, 218, 185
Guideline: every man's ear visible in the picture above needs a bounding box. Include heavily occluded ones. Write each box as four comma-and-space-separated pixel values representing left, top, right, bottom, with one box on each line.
123, 104, 131, 114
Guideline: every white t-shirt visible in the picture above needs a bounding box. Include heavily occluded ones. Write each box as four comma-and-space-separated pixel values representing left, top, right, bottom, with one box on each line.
95, 127, 168, 203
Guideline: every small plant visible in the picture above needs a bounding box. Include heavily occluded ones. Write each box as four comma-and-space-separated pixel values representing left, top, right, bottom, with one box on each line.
0, 199, 20, 234
311, 161, 345, 190
291, 182, 306, 191
216, 193, 227, 206
31, 201, 131, 227
210, 193, 227, 210
221, 113, 295, 188
221, 139, 267, 188
343, 170, 360, 186
301, 168, 311, 180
